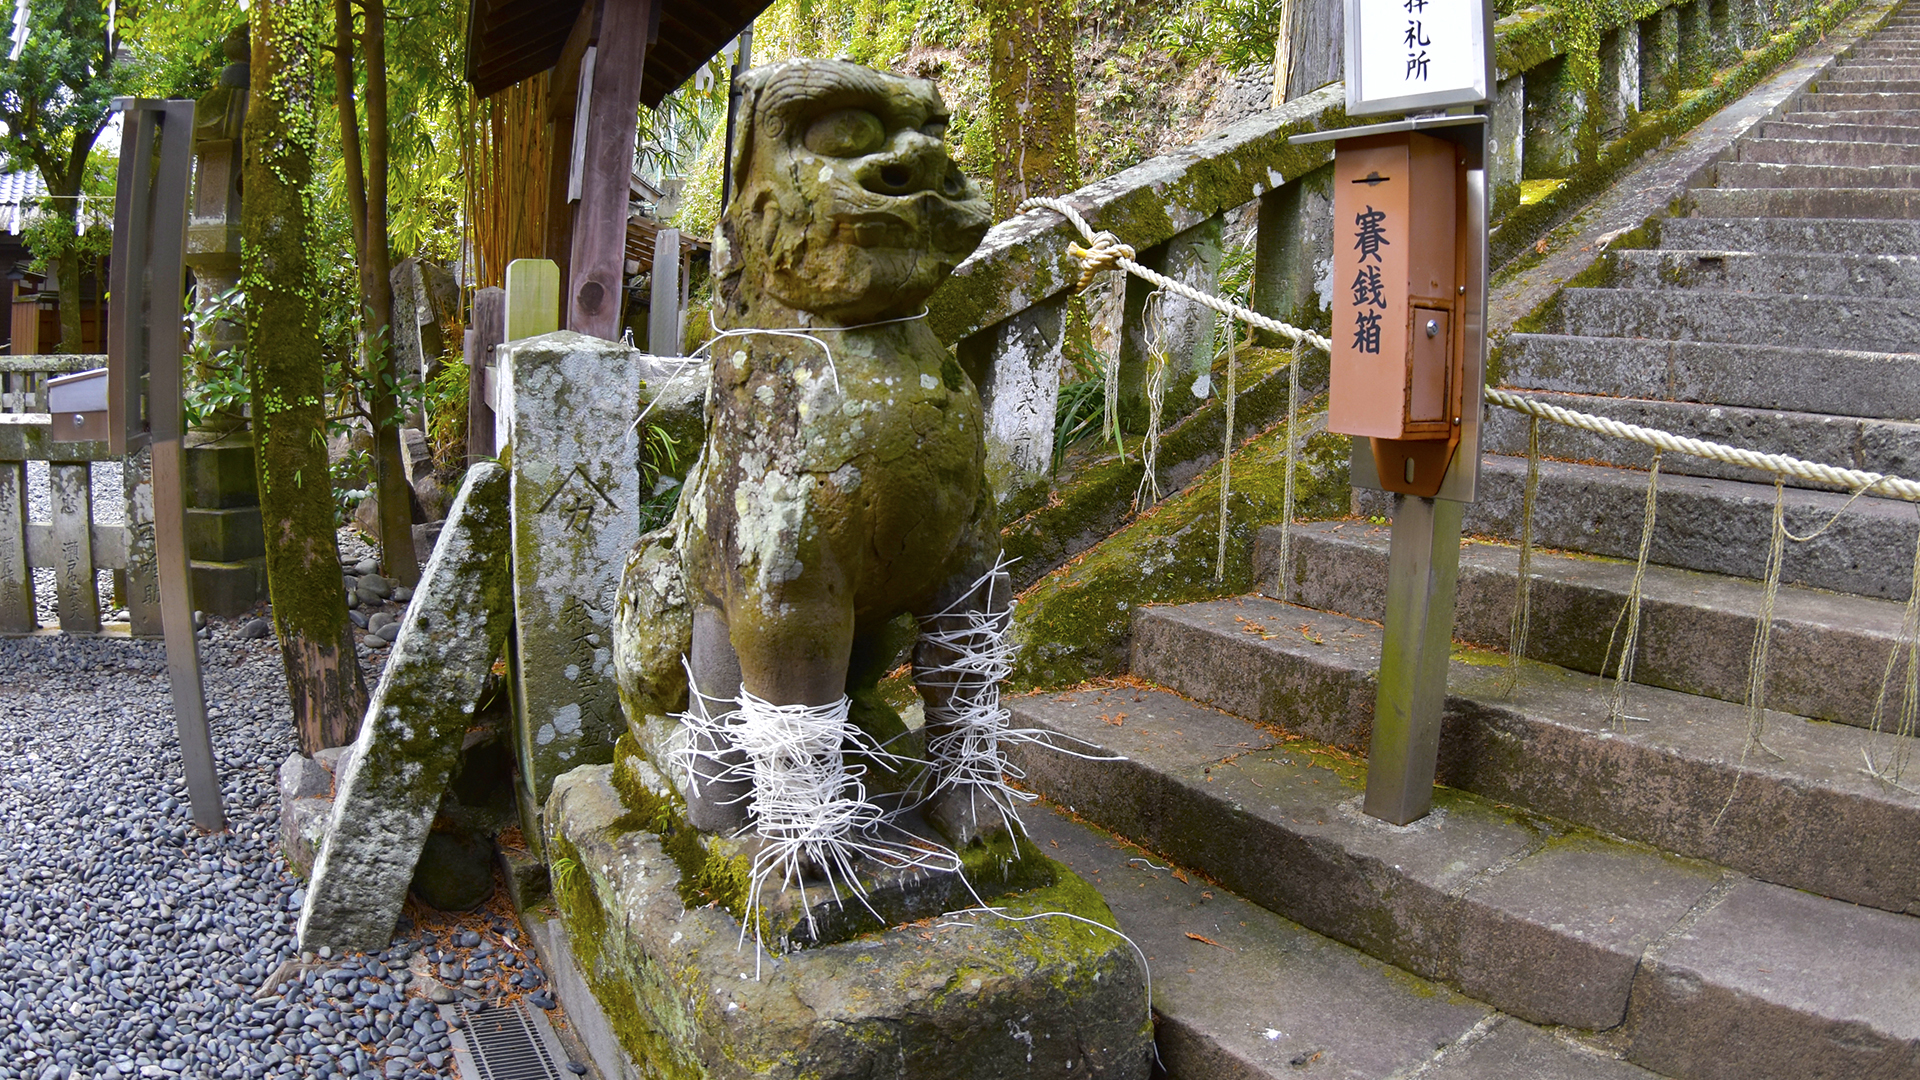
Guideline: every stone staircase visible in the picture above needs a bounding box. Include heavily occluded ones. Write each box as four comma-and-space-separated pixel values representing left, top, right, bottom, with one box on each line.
1003, 7, 1920, 1078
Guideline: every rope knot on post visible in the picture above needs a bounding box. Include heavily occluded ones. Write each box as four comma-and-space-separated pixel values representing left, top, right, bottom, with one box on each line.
1066, 232, 1135, 292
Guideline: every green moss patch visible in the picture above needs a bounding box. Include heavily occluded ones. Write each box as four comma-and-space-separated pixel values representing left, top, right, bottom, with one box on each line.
1010, 410, 1351, 690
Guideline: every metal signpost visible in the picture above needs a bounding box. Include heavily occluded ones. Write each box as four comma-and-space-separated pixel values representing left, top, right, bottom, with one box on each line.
108, 97, 226, 834
1291, 0, 1493, 825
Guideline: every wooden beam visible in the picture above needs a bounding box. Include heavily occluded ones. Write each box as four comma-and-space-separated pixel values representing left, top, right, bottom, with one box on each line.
468, 286, 505, 463
542, 0, 596, 277
566, 0, 650, 340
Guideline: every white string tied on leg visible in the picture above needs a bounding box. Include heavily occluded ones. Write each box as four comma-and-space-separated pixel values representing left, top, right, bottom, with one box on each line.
915, 557, 1126, 836
669, 654, 744, 803
727, 689, 963, 972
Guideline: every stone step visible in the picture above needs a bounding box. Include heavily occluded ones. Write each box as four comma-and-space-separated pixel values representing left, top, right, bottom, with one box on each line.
1819, 66, 1920, 85
1007, 682, 1920, 1080
1778, 108, 1920, 127
1496, 333, 1920, 418
1461, 454, 1920, 601
1717, 159, 1920, 188
1692, 186, 1920, 219
1124, 594, 1920, 912
1257, 519, 1912, 732
1656, 214, 1920, 253
1759, 119, 1920, 144
1804, 91, 1920, 110
1735, 136, 1920, 167
1479, 389, 1920, 491
1601, 247, 1920, 297
1025, 808, 1666, 1080
1552, 287, 1920, 353
1815, 79, 1920, 95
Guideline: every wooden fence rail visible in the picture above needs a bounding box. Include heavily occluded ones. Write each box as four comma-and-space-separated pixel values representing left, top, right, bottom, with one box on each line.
0, 355, 159, 636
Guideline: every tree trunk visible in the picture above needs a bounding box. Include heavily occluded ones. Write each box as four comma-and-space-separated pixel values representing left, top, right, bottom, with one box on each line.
247, 0, 370, 753
362, 0, 418, 586
53, 202, 84, 353
984, 0, 1080, 220
334, 0, 417, 586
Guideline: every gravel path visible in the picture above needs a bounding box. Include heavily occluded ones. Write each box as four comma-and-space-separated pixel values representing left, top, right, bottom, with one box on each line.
0, 611, 565, 1080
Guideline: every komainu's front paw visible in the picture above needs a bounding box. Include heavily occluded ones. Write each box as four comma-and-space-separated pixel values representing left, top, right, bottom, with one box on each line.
923, 787, 1013, 848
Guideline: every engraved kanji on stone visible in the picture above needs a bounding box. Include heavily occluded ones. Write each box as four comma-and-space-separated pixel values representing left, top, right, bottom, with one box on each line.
537, 464, 621, 533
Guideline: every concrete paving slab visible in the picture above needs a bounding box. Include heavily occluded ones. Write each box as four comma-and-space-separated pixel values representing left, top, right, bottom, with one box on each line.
1007, 684, 1920, 1053
1022, 809, 1498, 1080
1656, 215, 1920, 252
1454, 835, 1723, 1030
1262, 520, 1913, 731
1463, 455, 1920, 602
1718, 160, 1920, 187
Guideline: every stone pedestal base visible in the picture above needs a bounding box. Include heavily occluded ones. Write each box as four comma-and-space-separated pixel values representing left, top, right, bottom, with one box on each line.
183, 433, 268, 613
545, 761, 1153, 1080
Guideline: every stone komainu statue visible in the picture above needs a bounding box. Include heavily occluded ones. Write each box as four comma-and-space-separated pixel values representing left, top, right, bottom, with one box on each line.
612, 59, 1013, 892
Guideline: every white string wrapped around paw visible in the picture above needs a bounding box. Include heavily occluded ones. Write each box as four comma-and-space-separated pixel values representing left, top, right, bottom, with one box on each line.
914, 558, 1125, 844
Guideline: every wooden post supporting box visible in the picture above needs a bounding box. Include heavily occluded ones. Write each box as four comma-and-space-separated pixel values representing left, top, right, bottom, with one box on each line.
1328, 131, 1470, 498
47, 368, 111, 443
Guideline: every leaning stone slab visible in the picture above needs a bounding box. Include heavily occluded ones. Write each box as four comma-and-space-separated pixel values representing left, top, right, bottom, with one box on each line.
496, 331, 642, 815
545, 762, 1153, 1080
298, 462, 514, 952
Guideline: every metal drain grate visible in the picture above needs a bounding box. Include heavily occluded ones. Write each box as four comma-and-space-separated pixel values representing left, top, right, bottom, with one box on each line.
446, 1000, 565, 1080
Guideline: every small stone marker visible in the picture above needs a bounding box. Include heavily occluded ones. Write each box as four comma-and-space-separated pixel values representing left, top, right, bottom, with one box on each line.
495, 331, 641, 814
298, 462, 514, 952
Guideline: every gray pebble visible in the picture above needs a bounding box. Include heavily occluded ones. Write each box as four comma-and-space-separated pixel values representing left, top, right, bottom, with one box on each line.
349, 610, 369, 630
0, 541, 531, 1080
241, 618, 272, 640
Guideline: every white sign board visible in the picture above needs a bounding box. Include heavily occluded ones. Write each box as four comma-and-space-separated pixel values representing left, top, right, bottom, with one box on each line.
1345, 0, 1493, 118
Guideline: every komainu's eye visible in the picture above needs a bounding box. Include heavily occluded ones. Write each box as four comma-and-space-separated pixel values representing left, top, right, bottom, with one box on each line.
803, 108, 887, 157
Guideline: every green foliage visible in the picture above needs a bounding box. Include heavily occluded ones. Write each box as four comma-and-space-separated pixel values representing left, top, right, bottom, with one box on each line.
183, 285, 251, 430
120, 0, 240, 99
0, 0, 128, 181
1052, 376, 1105, 475
635, 424, 684, 533
16, 150, 112, 277
330, 446, 373, 526
422, 355, 470, 468
1150, 0, 1283, 69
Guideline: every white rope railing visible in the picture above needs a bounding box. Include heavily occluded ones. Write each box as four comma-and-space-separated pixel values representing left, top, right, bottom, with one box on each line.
1018, 196, 1334, 353
1021, 195, 1920, 505
1029, 193, 1920, 789
1484, 386, 1920, 503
